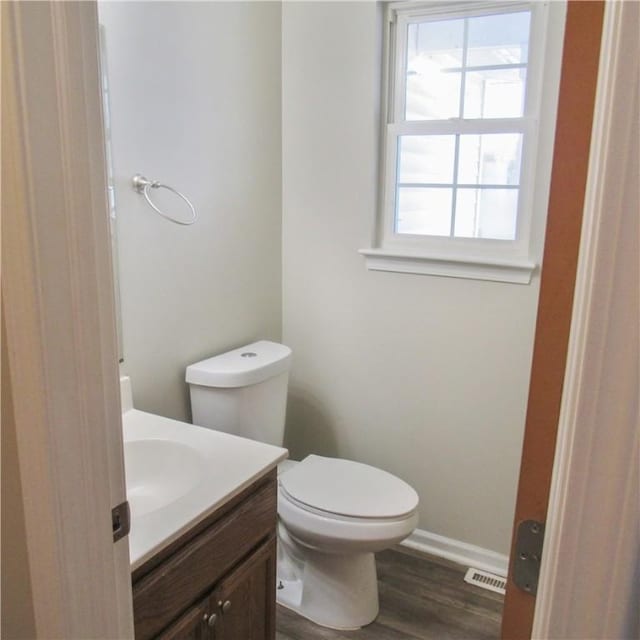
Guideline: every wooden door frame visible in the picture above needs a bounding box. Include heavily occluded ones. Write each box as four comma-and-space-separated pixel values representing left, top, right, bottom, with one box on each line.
503, 1, 638, 637
2, 1, 133, 637
502, 2, 605, 634
532, 1, 639, 637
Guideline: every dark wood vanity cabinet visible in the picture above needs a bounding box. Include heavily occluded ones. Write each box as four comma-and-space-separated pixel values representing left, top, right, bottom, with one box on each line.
158, 537, 276, 640
132, 471, 278, 640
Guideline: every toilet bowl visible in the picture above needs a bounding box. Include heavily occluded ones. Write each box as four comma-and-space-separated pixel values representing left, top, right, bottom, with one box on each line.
186, 341, 419, 630
276, 456, 418, 629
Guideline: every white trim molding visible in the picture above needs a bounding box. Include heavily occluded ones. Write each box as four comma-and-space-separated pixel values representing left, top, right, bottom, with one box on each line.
532, 2, 639, 638
400, 528, 509, 577
359, 248, 536, 284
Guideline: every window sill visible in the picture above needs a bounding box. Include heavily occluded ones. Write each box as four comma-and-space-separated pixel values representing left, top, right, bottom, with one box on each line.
358, 248, 537, 284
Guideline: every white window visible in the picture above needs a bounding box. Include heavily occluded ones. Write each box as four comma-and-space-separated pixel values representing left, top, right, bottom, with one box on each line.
360, 1, 566, 283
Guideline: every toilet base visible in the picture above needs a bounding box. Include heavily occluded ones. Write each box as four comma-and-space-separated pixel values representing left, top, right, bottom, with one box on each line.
277, 532, 379, 630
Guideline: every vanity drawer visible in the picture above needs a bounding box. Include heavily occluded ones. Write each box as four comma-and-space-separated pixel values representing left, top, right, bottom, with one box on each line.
133, 478, 277, 639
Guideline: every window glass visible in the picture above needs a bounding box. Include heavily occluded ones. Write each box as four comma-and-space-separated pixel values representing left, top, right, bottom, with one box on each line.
466, 12, 530, 66
454, 188, 519, 239
405, 18, 464, 120
397, 8, 531, 241
457, 134, 523, 185
464, 68, 527, 119
396, 188, 453, 236
398, 135, 456, 183
405, 10, 530, 122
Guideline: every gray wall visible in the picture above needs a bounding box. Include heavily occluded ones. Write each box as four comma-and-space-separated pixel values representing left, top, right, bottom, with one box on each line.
281, 2, 542, 554
99, 2, 282, 421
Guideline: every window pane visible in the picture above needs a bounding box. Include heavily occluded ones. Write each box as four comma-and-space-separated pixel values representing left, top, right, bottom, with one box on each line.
454, 188, 518, 239
398, 135, 456, 183
466, 11, 531, 67
396, 188, 452, 236
464, 67, 527, 118
406, 19, 463, 120
458, 134, 523, 185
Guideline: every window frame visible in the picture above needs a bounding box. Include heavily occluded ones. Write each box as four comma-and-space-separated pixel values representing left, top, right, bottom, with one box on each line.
361, 0, 565, 283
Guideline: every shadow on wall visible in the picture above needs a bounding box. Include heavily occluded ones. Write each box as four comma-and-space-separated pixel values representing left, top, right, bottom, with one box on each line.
284, 389, 337, 461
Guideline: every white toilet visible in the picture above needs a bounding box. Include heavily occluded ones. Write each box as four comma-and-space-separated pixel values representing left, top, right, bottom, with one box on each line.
186, 340, 418, 630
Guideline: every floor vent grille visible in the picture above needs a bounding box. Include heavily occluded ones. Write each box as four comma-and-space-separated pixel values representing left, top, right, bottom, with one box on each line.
464, 568, 507, 595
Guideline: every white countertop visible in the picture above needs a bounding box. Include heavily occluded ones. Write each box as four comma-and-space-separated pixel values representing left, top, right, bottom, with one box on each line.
123, 408, 288, 571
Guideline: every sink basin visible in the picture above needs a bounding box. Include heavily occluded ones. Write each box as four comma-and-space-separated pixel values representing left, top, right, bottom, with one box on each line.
124, 439, 207, 517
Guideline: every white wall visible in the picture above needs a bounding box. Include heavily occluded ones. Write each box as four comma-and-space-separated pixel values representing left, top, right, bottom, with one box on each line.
281, 2, 542, 554
99, 1, 282, 421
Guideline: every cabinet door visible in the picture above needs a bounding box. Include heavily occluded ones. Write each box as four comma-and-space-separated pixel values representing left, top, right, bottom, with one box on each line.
212, 537, 277, 640
156, 597, 211, 640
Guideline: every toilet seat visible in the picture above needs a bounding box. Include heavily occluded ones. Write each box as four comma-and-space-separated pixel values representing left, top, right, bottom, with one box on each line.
279, 455, 419, 520
278, 483, 418, 553
279, 486, 414, 525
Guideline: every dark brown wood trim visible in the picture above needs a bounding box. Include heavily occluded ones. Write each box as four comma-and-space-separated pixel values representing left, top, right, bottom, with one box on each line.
501, 2, 605, 638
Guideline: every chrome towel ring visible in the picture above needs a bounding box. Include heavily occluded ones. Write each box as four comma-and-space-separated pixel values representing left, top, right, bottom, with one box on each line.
132, 174, 197, 225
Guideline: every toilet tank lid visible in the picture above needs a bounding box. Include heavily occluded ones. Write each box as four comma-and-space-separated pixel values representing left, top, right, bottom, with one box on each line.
186, 341, 292, 388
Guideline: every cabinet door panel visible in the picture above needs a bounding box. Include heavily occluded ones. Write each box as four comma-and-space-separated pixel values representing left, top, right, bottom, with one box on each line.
214, 537, 276, 640
156, 596, 210, 640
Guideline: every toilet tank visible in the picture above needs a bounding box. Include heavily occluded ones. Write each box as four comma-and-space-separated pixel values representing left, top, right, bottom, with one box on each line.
186, 341, 292, 447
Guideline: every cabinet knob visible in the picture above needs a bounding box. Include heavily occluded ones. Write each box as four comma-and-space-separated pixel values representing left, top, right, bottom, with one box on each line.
222, 600, 232, 613
203, 612, 218, 628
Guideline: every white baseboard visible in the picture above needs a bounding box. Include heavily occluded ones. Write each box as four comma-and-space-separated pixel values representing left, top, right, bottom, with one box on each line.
400, 528, 509, 577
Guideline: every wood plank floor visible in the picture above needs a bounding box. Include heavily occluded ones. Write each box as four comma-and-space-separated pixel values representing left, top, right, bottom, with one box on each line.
276, 547, 503, 640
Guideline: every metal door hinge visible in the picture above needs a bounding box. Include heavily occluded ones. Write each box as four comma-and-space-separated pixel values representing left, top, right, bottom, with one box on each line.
513, 519, 545, 596
112, 500, 130, 542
